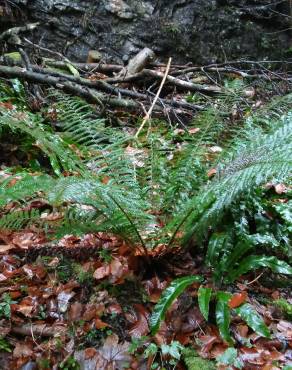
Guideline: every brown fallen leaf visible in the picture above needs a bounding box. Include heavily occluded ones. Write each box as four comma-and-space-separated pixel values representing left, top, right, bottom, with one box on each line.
127, 304, 150, 338
198, 335, 220, 357
271, 290, 280, 300
95, 318, 109, 330
83, 304, 98, 321
84, 347, 97, 360
228, 291, 248, 308
14, 304, 34, 317
69, 302, 83, 322
0, 245, 14, 254
13, 342, 33, 358
98, 334, 132, 368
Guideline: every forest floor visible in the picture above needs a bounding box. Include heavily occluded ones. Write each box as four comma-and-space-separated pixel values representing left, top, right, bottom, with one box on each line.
0, 55, 291, 370
0, 228, 291, 369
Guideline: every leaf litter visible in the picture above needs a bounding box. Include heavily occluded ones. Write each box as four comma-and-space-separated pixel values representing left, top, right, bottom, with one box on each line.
0, 229, 291, 369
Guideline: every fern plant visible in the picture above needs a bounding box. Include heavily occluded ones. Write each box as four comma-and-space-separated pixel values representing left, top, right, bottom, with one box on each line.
0, 87, 291, 269
0, 104, 85, 175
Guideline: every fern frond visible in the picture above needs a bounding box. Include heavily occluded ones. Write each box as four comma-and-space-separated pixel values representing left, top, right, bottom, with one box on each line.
0, 173, 55, 207
0, 173, 154, 246
0, 107, 85, 175
172, 117, 292, 244
51, 90, 142, 190
0, 209, 41, 230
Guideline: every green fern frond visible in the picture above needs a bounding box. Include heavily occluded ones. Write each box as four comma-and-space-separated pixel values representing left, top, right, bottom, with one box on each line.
0, 173, 154, 246
0, 173, 55, 207
0, 209, 41, 230
0, 107, 85, 175
179, 118, 292, 243
51, 90, 142, 190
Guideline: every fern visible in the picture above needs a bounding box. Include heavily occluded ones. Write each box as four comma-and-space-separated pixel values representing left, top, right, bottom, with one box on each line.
0, 106, 85, 175
0, 89, 291, 259
0, 209, 41, 230
0, 173, 55, 207
50, 90, 139, 189
0, 173, 154, 248
177, 117, 292, 244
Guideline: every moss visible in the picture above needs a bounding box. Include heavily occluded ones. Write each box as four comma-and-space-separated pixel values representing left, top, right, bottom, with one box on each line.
274, 299, 292, 319
183, 349, 216, 370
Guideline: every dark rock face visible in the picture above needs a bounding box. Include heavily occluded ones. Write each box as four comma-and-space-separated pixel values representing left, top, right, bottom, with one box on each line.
3, 0, 291, 63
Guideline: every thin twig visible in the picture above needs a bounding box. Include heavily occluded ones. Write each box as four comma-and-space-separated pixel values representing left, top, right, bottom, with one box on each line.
246, 272, 264, 285
135, 58, 172, 138
23, 37, 72, 64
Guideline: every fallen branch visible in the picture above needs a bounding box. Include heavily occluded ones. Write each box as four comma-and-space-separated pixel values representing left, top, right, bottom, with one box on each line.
174, 66, 292, 81
0, 65, 203, 115
0, 23, 39, 44
118, 47, 155, 77
106, 69, 222, 93
45, 61, 123, 74
0, 65, 138, 110
12, 324, 67, 337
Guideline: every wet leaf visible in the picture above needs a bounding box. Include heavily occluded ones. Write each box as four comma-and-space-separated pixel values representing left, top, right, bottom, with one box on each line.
234, 303, 270, 338
57, 291, 75, 313
228, 291, 248, 309
98, 334, 132, 369
127, 304, 150, 338
150, 275, 203, 335
198, 286, 212, 321
228, 256, 292, 282
216, 291, 233, 345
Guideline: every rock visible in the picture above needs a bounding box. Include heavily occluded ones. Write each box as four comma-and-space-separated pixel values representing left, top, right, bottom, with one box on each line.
1, 0, 291, 64
105, 0, 135, 19
87, 50, 103, 63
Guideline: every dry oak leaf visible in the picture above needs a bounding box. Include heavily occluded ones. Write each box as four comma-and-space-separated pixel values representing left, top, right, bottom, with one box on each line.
93, 257, 129, 283
69, 302, 83, 322
13, 342, 33, 358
